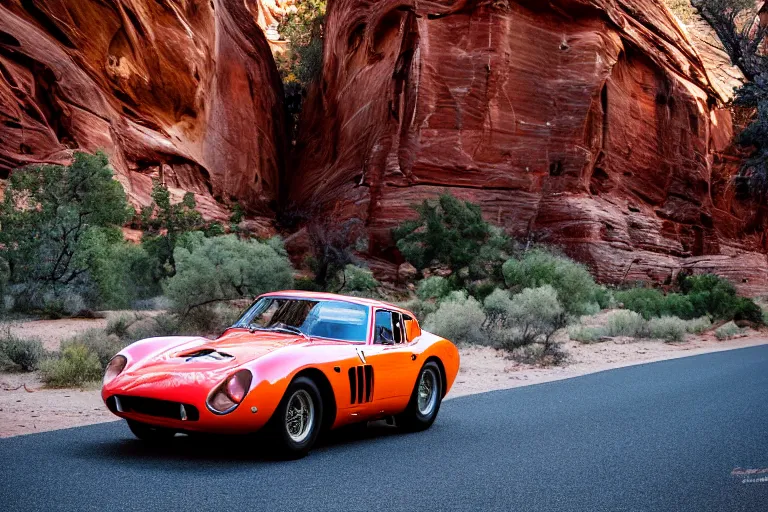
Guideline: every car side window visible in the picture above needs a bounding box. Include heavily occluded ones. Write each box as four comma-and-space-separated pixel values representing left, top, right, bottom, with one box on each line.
374, 310, 395, 345
392, 313, 404, 344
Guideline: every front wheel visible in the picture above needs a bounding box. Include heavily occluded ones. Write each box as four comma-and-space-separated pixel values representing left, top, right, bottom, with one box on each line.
397, 361, 443, 432
127, 420, 176, 442
270, 376, 323, 458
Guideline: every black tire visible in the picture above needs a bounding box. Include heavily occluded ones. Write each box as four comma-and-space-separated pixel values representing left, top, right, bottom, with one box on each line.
397, 361, 443, 432
127, 420, 177, 442
270, 376, 323, 458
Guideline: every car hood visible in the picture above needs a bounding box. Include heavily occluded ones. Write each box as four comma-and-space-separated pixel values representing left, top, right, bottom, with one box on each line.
122, 330, 304, 380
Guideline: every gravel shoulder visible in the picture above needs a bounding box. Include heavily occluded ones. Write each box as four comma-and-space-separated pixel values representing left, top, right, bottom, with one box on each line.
1, 317, 765, 438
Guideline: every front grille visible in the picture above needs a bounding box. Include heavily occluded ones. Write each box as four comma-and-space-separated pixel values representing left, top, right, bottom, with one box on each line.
106, 395, 200, 421
348, 365, 374, 404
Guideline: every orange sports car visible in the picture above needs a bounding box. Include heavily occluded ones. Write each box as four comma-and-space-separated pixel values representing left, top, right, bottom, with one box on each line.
102, 291, 460, 456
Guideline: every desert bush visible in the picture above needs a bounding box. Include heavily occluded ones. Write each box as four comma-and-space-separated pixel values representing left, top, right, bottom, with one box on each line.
614, 288, 693, 320
0, 152, 132, 289
396, 299, 437, 322
605, 310, 648, 338
416, 276, 453, 302
0, 326, 44, 371
61, 329, 126, 368
423, 291, 486, 345
339, 265, 378, 293
41, 345, 103, 387
568, 325, 607, 344
106, 313, 144, 339
498, 285, 567, 351
715, 321, 743, 341
594, 286, 614, 310
502, 249, 600, 316
164, 234, 293, 312
127, 313, 180, 342
393, 193, 511, 283
482, 288, 514, 325
685, 316, 712, 335
647, 316, 687, 342
178, 303, 243, 337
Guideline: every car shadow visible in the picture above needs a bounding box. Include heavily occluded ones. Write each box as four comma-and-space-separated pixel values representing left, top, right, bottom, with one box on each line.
74, 420, 403, 467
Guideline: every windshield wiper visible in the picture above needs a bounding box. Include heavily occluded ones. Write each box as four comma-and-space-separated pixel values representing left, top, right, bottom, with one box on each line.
265, 325, 310, 341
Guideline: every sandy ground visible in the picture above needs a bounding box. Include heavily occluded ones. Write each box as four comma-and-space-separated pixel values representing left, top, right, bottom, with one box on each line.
1, 317, 766, 438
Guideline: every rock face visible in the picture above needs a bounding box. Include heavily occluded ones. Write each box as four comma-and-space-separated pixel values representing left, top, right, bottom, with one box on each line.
291, 0, 768, 293
0, 0, 285, 220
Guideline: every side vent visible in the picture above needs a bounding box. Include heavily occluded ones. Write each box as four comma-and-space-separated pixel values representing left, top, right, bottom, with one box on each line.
348, 365, 374, 404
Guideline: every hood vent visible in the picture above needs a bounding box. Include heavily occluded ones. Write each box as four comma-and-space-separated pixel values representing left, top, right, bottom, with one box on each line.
181, 348, 234, 362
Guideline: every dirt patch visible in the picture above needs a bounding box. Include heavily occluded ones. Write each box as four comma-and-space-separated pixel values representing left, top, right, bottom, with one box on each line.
1, 316, 766, 438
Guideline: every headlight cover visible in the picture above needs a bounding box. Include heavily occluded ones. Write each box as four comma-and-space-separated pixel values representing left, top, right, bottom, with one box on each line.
103, 355, 127, 386
206, 370, 253, 415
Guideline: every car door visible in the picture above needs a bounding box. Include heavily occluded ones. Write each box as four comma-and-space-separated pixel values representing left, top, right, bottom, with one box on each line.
362, 309, 422, 412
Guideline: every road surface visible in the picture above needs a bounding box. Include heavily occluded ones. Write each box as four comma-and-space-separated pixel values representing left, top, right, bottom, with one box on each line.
1, 345, 767, 511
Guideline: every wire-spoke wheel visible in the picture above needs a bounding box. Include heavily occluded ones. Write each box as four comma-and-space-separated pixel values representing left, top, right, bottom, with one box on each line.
271, 376, 323, 458
397, 361, 443, 432
285, 389, 315, 444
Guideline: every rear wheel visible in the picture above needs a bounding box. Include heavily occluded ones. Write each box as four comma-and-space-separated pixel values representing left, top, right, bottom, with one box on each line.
270, 376, 323, 458
397, 361, 443, 432
127, 420, 176, 442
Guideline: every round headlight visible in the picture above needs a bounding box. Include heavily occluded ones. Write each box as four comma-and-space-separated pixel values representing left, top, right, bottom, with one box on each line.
103, 355, 127, 386
207, 370, 252, 414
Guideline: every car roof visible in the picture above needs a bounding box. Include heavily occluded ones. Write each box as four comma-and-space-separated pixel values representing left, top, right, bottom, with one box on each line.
260, 290, 416, 317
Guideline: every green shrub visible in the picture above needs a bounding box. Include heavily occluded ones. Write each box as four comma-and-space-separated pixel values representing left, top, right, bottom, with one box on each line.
416, 276, 453, 301
61, 329, 125, 368
498, 285, 567, 350
647, 316, 687, 342
127, 313, 180, 341
178, 303, 242, 337
396, 299, 437, 322
164, 235, 293, 311
685, 316, 712, 335
0, 326, 43, 371
106, 313, 144, 339
393, 193, 510, 282
614, 288, 694, 320
594, 286, 614, 310
41, 345, 103, 387
340, 265, 378, 293
715, 321, 743, 341
680, 274, 763, 323
423, 291, 486, 345
502, 249, 600, 316
605, 310, 648, 337
482, 288, 514, 325
568, 325, 606, 344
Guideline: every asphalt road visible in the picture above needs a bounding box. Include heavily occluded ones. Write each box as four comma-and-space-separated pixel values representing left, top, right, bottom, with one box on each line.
2, 346, 767, 512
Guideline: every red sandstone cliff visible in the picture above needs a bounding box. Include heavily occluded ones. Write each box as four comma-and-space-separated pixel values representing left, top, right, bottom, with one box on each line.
291, 0, 768, 293
0, 0, 285, 220
1, 0, 767, 292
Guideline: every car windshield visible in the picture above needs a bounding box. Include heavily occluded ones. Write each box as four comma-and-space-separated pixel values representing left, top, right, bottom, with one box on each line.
233, 297, 370, 343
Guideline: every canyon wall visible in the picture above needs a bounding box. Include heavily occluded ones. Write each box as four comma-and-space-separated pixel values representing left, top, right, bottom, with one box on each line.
0, 0, 285, 221
1, 0, 767, 292
291, 0, 768, 293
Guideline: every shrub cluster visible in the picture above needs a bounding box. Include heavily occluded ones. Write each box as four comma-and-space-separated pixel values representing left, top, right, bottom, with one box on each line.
569, 311, 712, 343
715, 321, 743, 341
40, 345, 103, 388
0, 326, 44, 371
615, 275, 763, 324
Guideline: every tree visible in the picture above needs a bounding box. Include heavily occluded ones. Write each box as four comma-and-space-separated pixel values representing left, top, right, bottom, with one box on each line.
164, 234, 294, 312
139, 181, 204, 278
393, 193, 510, 282
0, 152, 131, 287
693, 0, 768, 199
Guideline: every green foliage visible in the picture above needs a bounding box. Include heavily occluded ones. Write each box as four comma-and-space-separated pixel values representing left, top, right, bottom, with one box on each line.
694, 0, 768, 199
0, 326, 44, 371
568, 325, 606, 344
164, 235, 293, 311
605, 310, 648, 338
277, 0, 326, 86
41, 345, 103, 387
61, 329, 126, 368
499, 285, 567, 351
685, 316, 713, 334
664, 0, 696, 23
393, 194, 510, 282
416, 276, 453, 301
647, 316, 687, 342
139, 182, 204, 279
0, 152, 131, 288
106, 313, 143, 339
502, 249, 600, 316
614, 288, 695, 320
422, 291, 486, 345
715, 321, 743, 341
339, 264, 378, 293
